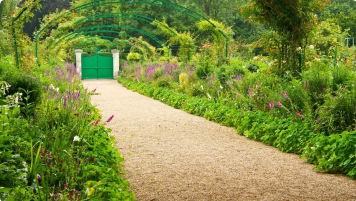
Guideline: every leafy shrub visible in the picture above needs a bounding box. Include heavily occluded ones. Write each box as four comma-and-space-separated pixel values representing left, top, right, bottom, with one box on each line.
153, 76, 171, 88
127, 52, 142, 62
0, 66, 42, 115
303, 131, 356, 179
153, 68, 164, 79
331, 65, 353, 91
179, 72, 190, 90
196, 62, 211, 79
303, 65, 331, 104
318, 88, 356, 133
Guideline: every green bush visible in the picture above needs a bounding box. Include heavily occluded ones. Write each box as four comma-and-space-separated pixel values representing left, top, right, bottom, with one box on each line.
196, 62, 211, 79
303, 65, 331, 105
318, 88, 356, 133
0, 66, 42, 115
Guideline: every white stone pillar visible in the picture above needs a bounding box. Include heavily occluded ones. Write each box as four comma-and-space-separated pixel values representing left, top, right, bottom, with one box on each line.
75, 49, 83, 78
112, 49, 120, 79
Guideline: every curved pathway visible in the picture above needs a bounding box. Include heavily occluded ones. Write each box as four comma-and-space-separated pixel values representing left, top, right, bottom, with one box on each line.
84, 80, 356, 201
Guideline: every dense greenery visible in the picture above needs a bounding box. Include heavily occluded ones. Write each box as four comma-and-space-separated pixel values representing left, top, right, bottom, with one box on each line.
0, 0, 355, 199
0, 57, 135, 200
118, 77, 355, 179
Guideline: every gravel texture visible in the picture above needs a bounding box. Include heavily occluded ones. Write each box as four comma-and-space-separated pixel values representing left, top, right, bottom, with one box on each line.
84, 79, 356, 201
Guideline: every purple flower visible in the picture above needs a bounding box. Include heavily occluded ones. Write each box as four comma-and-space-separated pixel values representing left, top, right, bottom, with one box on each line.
64, 184, 68, 187
92, 89, 96, 93
283, 92, 288, 99
269, 102, 275, 108
304, 85, 308, 89
54, 194, 59, 199
106, 115, 114, 123
217, 90, 221, 96
37, 174, 41, 183
236, 75, 242, 80
277, 101, 282, 107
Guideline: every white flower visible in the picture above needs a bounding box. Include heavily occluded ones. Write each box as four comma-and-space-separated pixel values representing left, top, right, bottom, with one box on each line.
49, 84, 54, 90
296, 47, 302, 51
309, 45, 314, 49
220, 85, 223, 89
55, 88, 59, 93
207, 93, 212, 99
73, 136, 80, 142
200, 85, 204, 90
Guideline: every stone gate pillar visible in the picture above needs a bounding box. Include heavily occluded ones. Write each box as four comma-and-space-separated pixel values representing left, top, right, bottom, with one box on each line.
112, 49, 120, 78
75, 49, 83, 78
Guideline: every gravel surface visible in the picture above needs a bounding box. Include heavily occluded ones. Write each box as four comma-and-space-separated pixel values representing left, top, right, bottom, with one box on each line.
84, 79, 356, 201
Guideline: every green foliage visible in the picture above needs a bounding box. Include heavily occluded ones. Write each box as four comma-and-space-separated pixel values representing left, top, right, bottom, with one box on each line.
127, 52, 142, 62
242, 0, 329, 75
303, 131, 356, 179
318, 89, 356, 133
119, 77, 356, 179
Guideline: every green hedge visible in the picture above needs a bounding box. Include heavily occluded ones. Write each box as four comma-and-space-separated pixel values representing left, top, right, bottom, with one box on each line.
119, 77, 356, 179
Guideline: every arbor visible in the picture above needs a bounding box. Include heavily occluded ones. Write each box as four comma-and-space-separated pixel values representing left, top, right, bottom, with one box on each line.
243, 0, 329, 75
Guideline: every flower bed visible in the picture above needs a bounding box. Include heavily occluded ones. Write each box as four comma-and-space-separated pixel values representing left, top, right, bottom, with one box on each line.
0, 63, 135, 200
119, 77, 356, 179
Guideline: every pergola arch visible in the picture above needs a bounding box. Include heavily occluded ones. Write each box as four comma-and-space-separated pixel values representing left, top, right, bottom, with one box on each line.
52, 26, 171, 56
34, 0, 228, 60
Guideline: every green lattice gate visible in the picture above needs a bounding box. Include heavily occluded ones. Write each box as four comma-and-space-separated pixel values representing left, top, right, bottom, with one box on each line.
82, 54, 113, 79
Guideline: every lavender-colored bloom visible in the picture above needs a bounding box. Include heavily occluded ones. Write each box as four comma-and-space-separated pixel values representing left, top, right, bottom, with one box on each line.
236, 75, 242, 80
54, 194, 59, 199
304, 84, 308, 89
217, 90, 221, 96
37, 174, 41, 183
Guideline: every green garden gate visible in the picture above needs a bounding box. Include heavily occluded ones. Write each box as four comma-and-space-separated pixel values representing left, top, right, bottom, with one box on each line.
82, 54, 113, 79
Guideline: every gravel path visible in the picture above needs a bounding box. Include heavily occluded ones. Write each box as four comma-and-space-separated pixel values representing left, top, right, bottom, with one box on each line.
83, 79, 356, 201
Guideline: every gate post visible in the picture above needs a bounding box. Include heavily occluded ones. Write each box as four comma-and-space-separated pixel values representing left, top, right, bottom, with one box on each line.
75, 49, 83, 78
112, 49, 120, 78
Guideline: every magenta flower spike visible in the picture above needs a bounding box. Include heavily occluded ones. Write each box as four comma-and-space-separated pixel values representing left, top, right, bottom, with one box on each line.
106, 115, 114, 123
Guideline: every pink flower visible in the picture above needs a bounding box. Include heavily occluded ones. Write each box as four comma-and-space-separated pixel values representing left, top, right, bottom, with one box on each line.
106, 115, 114, 123
296, 110, 304, 118
304, 85, 308, 89
217, 90, 220, 95
92, 89, 96, 93
277, 101, 282, 107
236, 75, 242, 80
236, 93, 239, 99
283, 92, 288, 99
248, 88, 252, 95
92, 120, 99, 127
64, 184, 68, 187
269, 102, 275, 108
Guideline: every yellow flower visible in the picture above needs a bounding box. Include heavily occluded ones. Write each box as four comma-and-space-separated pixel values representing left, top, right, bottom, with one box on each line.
88, 187, 95, 196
